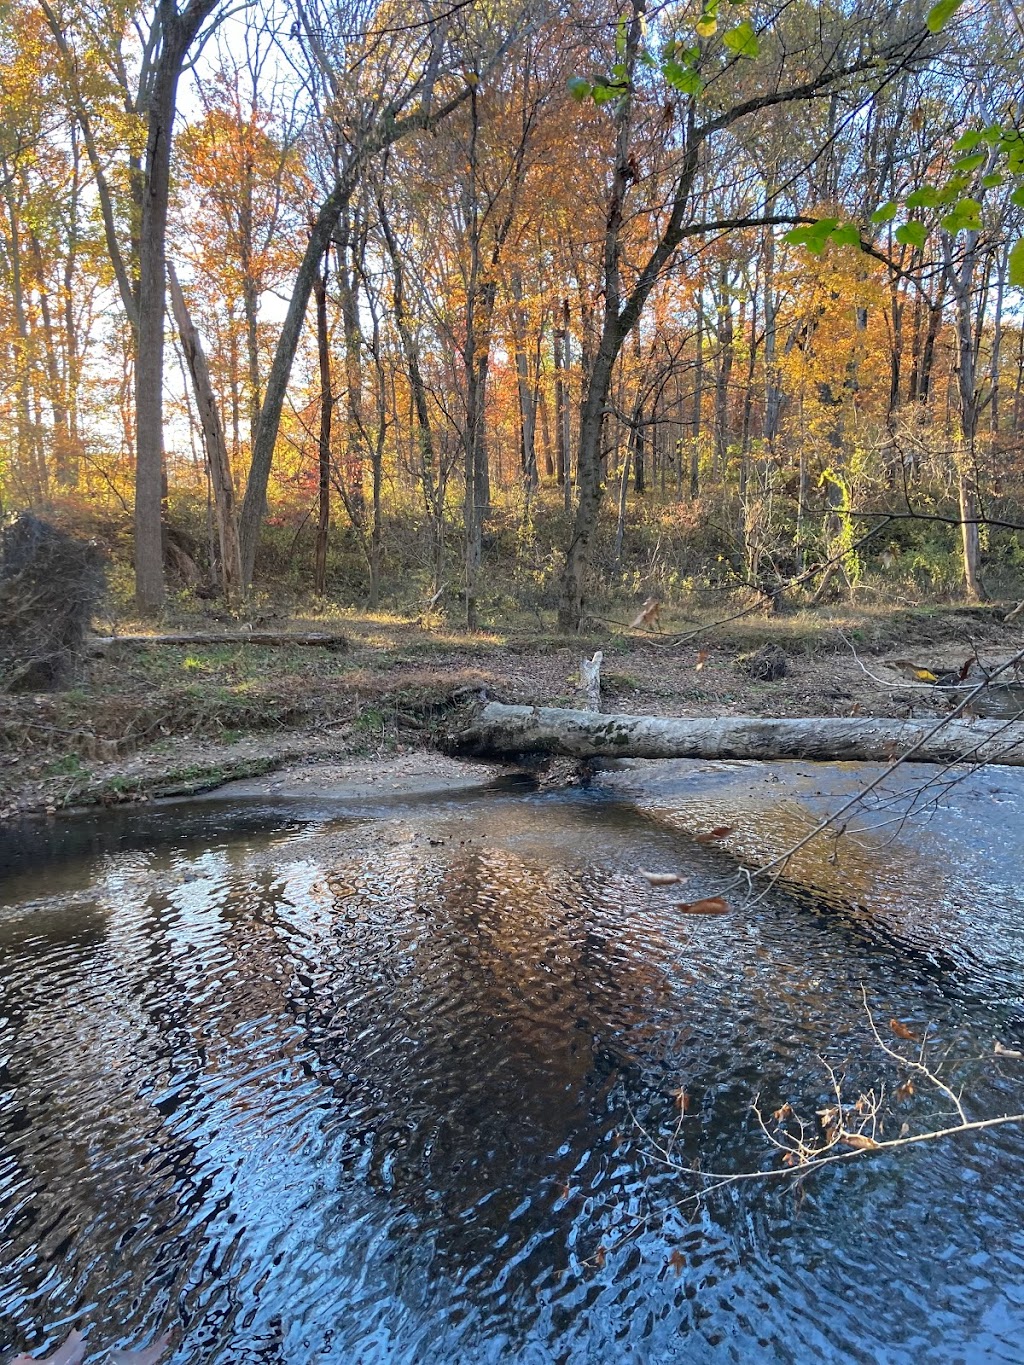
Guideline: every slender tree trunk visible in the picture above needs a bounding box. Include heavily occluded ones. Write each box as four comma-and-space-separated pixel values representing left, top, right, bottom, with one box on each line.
239, 181, 351, 584
510, 270, 537, 493
312, 255, 332, 596
378, 195, 443, 586
134, 2, 220, 611
713, 274, 734, 480
167, 261, 241, 600
554, 297, 569, 492
691, 297, 704, 499
945, 235, 984, 600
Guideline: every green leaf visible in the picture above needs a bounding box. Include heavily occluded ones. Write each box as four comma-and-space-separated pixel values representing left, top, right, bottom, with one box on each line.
895, 221, 928, 249
981, 172, 1004, 188
696, 13, 717, 37
1009, 237, 1024, 287
616, 14, 627, 57
906, 185, 941, 210
663, 60, 701, 96
952, 151, 987, 175
568, 77, 592, 102
952, 130, 984, 153
940, 197, 983, 233
830, 223, 862, 250
1010, 185, 1024, 208
937, 174, 968, 205
784, 217, 839, 254
723, 19, 759, 57
871, 201, 899, 224
926, 0, 965, 31
591, 83, 617, 106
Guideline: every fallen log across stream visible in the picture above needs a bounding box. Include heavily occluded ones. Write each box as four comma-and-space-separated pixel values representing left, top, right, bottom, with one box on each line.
452, 702, 1024, 767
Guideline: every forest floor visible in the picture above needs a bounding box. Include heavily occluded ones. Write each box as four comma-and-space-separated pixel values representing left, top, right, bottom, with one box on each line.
2, 596, 1022, 818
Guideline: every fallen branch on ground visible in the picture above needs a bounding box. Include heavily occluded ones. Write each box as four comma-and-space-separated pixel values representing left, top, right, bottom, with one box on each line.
89, 631, 348, 653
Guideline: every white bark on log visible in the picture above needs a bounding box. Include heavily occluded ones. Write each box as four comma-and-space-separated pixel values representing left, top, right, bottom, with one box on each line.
453, 702, 1024, 767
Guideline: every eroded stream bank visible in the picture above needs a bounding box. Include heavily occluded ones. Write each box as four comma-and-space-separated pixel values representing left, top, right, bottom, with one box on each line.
2, 756, 1023, 1362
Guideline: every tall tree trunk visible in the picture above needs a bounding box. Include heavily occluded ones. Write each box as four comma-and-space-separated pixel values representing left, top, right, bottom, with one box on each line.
690, 296, 704, 499
554, 297, 570, 493
134, 0, 222, 611
167, 261, 241, 600
713, 274, 734, 480
945, 235, 985, 601
510, 270, 537, 494
378, 195, 443, 587
312, 255, 332, 597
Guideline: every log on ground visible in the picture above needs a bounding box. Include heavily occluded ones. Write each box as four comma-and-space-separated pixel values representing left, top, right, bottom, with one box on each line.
89, 631, 348, 653
452, 703, 1024, 767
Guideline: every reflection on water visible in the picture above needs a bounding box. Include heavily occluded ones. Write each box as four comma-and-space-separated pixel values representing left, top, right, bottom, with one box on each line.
1, 773, 1024, 1363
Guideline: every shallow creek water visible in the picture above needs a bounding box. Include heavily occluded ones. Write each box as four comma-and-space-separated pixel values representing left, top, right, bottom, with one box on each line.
1, 758, 1024, 1364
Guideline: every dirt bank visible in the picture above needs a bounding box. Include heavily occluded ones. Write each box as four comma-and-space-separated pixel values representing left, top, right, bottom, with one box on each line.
2, 601, 1020, 818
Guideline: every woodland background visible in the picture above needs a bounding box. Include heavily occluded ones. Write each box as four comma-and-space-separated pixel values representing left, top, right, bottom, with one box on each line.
1, 0, 1022, 629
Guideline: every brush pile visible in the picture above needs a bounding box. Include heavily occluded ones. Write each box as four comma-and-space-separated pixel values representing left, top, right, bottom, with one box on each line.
0, 513, 105, 691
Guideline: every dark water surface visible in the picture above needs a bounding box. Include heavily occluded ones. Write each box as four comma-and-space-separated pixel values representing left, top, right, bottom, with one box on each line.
2, 762, 1024, 1363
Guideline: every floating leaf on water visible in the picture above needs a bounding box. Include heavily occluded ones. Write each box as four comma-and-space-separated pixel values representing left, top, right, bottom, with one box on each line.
695, 826, 733, 844
639, 870, 683, 886
593, 1245, 607, 1269
109, 1334, 173, 1364
995, 1041, 1024, 1059
672, 1086, 690, 1113
890, 1019, 918, 1042
673, 896, 730, 915
10, 1332, 87, 1365
667, 1248, 687, 1274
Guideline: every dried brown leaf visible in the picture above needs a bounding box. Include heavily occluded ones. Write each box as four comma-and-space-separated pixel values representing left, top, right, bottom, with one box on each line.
893, 1079, 915, 1103
639, 870, 683, 886
890, 1019, 918, 1042
695, 650, 709, 672
995, 1041, 1024, 1059
667, 1248, 686, 1274
673, 896, 730, 916
695, 826, 733, 844
841, 1132, 879, 1151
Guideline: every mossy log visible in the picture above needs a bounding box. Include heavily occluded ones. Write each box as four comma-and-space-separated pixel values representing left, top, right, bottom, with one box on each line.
452, 702, 1024, 767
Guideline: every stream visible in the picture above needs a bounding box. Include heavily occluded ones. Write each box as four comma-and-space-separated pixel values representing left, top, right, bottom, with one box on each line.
1, 758, 1023, 1363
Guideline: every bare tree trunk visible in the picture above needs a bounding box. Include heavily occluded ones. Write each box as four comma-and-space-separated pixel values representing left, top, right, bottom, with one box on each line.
944, 234, 985, 601
167, 261, 241, 600
311, 255, 332, 596
378, 194, 443, 588
134, 0, 222, 611
510, 270, 537, 494
554, 297, 570, 494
